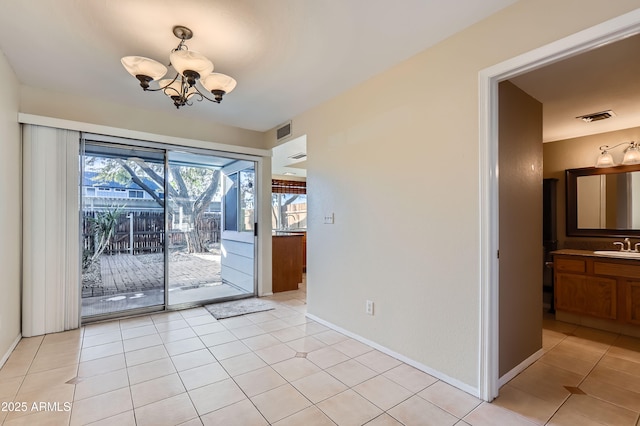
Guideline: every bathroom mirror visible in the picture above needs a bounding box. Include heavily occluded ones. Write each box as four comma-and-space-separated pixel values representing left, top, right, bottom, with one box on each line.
566, 164, 640, 237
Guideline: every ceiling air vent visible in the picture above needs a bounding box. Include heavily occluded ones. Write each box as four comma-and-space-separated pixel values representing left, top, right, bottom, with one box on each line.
576, 110, 616, 123
276, 121, 292, 141
288, 152, 307, 160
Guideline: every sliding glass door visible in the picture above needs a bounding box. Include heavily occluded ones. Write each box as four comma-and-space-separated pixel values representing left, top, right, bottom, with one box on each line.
166, 153, 255, 307
81, 143, 166, 317
80, 140, 257, 320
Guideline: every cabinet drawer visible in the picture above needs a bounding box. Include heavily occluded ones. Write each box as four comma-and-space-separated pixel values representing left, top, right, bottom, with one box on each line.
555, 257, 586, 273
594, 262, 640, 279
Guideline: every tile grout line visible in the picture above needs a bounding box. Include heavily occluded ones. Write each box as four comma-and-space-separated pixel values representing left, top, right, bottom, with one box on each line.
120, 318, 140, 426
4, 287, 493, 426
537, 322, 630, 425
67, 328, 84, 426
558, 326, 617, 425
211, 309, 321, 425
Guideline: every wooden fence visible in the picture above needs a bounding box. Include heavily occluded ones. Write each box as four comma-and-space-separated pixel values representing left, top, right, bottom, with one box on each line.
82, 211, 221, 255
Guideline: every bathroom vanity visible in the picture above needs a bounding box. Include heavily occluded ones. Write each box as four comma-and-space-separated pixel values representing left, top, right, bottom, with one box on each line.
551, 249, 640, 334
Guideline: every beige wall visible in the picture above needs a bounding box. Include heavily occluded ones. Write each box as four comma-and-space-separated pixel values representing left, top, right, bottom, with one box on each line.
20, 85, 265, 150
543, 126, 640, 248
267, 0, 640, 391
0, 50, 22, 362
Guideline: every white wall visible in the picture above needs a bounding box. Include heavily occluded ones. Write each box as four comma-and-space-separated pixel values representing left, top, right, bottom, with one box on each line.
267, 0, 640, 392
0, 49, 22, 364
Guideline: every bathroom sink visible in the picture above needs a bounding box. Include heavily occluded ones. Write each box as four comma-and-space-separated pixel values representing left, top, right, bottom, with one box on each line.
593, 250, 640, 258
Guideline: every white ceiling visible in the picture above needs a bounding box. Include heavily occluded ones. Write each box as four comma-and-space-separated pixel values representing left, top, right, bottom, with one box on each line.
272, 135, 307, 177
0, 0, 517, 132
510, 32, 640, 143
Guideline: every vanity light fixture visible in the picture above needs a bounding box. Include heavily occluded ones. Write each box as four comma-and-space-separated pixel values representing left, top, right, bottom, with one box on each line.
121, 26, 237, 109
595, 141, 640, 168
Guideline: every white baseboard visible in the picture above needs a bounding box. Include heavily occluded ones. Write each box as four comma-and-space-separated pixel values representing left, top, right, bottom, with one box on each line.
306, 313, 479, 398
498, 348, 544, 388
0, 333, 22, 369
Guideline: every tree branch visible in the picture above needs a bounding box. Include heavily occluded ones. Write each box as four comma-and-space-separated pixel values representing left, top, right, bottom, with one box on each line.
130, 158, 179, 200
193, 170, 220, 216
116, 159, 165, 207
282, 194, 299, 206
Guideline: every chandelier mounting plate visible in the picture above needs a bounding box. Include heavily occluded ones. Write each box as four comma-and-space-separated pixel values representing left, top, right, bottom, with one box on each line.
173, 26, 193, 41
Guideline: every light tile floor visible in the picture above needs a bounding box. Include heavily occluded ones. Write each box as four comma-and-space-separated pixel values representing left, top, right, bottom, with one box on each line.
1, 285, 640, 425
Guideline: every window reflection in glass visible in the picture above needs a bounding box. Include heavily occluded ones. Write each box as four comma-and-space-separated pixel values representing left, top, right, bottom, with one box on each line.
240, 169, 255, 232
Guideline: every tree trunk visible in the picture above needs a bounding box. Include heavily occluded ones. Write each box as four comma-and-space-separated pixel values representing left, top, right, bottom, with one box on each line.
117, 160, 221, 254
185, 228, 206, 253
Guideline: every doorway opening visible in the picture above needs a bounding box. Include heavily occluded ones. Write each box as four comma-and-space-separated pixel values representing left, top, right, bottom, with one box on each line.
479, 9, 640, 401
80, 139, 258, 320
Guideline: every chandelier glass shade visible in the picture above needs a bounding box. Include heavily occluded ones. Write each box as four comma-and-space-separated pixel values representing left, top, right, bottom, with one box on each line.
121, 26, 236, 108
120, 56, 167, 85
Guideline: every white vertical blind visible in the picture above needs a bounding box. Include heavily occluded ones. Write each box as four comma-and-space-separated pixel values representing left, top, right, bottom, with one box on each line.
22, 125, 80, 337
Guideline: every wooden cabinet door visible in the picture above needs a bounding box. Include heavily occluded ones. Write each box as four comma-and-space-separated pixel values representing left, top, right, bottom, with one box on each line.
555, 273, 586, 313
584, 276, 616, 320
556, 274, 617, 320
626, 280, 640, 325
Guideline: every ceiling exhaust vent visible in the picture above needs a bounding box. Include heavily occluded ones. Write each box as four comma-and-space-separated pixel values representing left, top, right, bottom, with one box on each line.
288, 152, 307, 160
276, 121, 292, 140
576, 110, 616, 123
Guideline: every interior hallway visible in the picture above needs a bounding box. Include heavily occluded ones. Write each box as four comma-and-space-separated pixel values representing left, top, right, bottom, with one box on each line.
0, 283, 639, 425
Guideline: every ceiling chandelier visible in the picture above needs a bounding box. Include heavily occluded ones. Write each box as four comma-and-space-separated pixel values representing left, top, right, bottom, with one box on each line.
121, 25, 236, 109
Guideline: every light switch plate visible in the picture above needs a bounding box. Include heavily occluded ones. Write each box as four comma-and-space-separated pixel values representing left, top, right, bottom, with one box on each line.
366, 300, 374, 315
323, 213, 334, 224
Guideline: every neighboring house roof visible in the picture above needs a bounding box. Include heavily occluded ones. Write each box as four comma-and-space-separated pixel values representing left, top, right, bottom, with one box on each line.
83, 171, 162, 192
82, 171, 221, 212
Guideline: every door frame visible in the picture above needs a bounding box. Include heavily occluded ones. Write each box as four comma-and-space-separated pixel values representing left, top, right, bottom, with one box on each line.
478, 9, 640, 401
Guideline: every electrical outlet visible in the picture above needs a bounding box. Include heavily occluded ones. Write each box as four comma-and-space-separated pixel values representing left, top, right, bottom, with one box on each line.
365, 300, 374, 315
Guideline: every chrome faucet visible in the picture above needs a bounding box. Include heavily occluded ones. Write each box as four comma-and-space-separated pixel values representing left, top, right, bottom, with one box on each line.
613, 238, 633, 251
